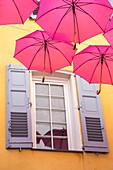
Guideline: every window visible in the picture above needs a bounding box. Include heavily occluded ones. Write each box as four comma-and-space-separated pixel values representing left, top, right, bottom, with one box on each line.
6, 65, 108, 153
31, 72, 82, 151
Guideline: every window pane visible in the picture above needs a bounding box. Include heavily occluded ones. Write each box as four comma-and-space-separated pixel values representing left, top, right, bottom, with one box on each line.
53, 138, 68, 150
52, 110, 66, 122
36, 96, 49, 108
52, 128, 67, 137
35, 83, 49, 95
52, 124, 67, 132
51, 97, 65, 109
36, 138, 52, 149
36, 109, 50, 121
51, 85, 64, 96
36, 123, 51, 135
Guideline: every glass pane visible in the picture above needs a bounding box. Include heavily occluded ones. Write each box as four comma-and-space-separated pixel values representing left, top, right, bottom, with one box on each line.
53, 138, 68, 151
36, 138, 52, 149
51, 85, 64, 96
36, 123, 51, 135
35, 83, 49, 95
51, 97, 65, 109
52, 128, 67, 137
36, 109, 50, 121
52, 110, 66, 122
52, 124, 67, 132
36, 96, 49, 108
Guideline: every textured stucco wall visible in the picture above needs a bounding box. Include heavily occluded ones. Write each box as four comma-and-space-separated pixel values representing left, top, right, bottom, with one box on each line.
0, 19, 113, 170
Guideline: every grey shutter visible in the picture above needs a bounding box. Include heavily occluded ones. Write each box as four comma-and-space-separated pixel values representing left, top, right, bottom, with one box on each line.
76, 76, 108, 153
6, 65, 32, 149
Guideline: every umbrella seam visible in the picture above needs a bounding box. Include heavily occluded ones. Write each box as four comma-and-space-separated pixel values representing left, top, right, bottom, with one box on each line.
73, 56, 99, 72
76, 5, 104, 32
14, 42, 43, 57
104, 58, 113, 85
47, 43, 72, 65
46, 46, 53, 73
37, 4, 70, 20
28, 44, 44, 70
52, 7, 71, 40
89, 60, 100, 84
12, 0, 24, 24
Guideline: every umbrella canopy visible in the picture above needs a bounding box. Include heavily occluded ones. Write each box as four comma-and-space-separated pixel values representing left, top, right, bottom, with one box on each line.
104, 16, 113, 48
36, 0, 113, 48
14, 30, 75, 81
73, 45, 113, 94
0, 0, 38, 25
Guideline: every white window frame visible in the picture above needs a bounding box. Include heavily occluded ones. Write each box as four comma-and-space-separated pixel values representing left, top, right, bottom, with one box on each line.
30, 70, 82, 151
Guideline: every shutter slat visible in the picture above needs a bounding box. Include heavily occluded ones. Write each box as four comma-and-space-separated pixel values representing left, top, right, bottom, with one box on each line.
76, 76, 108, 153
6, 65, 32, 148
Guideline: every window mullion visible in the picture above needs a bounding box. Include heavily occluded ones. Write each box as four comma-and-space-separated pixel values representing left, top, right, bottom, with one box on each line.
49, 83, 54, 149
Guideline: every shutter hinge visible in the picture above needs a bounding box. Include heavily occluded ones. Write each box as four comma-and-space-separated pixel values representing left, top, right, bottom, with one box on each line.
82, 145, 85, 150
77, 106, 82, 110
29, 102, 32, 107
19, 148, 22, 152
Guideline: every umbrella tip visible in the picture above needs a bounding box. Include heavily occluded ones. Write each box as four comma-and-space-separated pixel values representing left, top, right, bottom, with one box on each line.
96, 83, 101, 95
42, 76, 45, 83
73, 43, 76, 50
96, 90, 100, 95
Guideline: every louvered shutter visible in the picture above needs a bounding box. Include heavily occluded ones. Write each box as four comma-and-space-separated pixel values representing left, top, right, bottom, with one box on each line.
76, 76, 108, 153
6, 65, 32, 149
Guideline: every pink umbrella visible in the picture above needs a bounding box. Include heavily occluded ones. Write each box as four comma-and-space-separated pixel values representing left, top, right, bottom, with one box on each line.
73, 45, 113, 94
36, 0, 113, 49
14, 30, 75, 81
104, 16, 113, 48
0, 0, 38, 25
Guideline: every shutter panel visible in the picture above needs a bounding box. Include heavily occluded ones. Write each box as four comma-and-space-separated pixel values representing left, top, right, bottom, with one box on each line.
76, 76, 108, 153
6, 65, 32, 149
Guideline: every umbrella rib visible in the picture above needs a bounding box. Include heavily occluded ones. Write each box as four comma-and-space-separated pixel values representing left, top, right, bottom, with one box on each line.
46, 46, 53, 73
74, 55, 99, 72
40, 31, 51, 43
52, 7, 71, 39
76, 2, 112, 9
63, 0, 72, 5
95, 46, 103, 55
12, 0, 24, 24
89, 60, 100, 84
74, 5, 80, 43
40, 31, 46, 41
103, 46, 111, 55
76, 5, 104, 32
105, 57, 113, 62
14, 42, 43, 57
37, 4, 70, 20
22, 36, 43, 44
28, 44, 44, 70
104, 58, 113, 85
48, 43, 72, 65
76, 51, 100, 57
18, 35, 44, 44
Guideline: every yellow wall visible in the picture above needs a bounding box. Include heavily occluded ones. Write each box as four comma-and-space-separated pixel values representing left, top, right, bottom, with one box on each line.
0, 19, 113, 170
